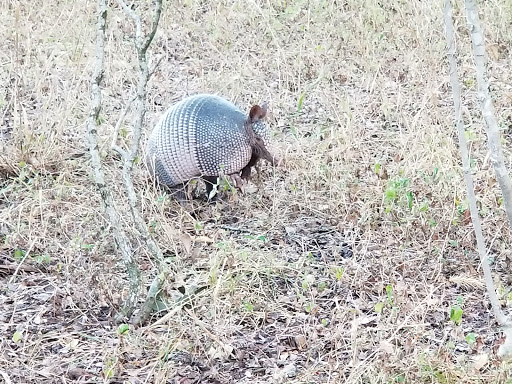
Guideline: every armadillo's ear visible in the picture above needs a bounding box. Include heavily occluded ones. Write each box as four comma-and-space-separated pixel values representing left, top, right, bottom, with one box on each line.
249, 103, 267, 122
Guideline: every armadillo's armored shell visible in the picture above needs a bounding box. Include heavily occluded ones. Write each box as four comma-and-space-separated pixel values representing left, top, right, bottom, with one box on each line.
146, 94, 270, 187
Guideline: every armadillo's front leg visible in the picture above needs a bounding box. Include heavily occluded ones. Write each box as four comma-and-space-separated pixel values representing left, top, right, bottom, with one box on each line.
230, 173, 245, 194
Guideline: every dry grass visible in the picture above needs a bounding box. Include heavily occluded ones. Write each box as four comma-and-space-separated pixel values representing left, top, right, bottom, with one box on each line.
2, 0, 512, 382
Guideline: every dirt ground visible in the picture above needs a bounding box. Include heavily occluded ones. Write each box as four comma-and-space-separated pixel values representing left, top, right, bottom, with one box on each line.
2, 0, 512, 383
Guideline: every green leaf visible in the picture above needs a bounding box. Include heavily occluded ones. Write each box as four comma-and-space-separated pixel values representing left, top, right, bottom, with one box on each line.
333, 266, 344, 281
386, 284, 393, 304
450, 305, 463, 325
104, 365, 115, 379
298, 92, 305, 112
118, 324, 130, 335
407, 191, 414, 210
33, 254, 50, 264
374, 302, 384, 313
14, 249, 26, 261
466, 332, 476, 345
12, 331, 23, 343
385, 187, 397, 201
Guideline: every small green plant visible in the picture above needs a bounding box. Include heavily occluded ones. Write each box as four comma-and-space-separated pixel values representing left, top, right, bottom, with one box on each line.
384, 177, 414, 212
12, 331, 23, 343
465, 332, 476, 346
332, 266, 344, 281
302, 274, 314, 290
289, 125, 298, 137
95, 114, 105, 125
243, 302, 254, 312
118, 324, 129, 335
506, 291, 512, 305
244, 234, 267, 243
375, 302, 384, 313
456, 199, 468, 215
209, 269, 217, 285
81, 243, 95, 250
386, 284, 394, 306
104, 357, 117, 379
448, 239, 458, 248
464, 128, 477, 141
33, 254, 50, 264
297, 92, 305, 112
391, 375, 405, 383
450, 305, 463, 325
14, 249, 26, 261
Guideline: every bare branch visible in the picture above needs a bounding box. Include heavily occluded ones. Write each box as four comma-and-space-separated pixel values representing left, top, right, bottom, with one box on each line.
116, 0, 140, 27
464, 0, 512, 230
115, 0, 167, 325
463, 0, 512, 356
87, 0, 140, 320
148, 55, 165, 79
444, 0, 508, 327
140, 0, 163, 53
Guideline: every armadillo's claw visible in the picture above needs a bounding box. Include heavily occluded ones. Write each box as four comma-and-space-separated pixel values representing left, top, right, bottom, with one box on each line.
230, 173, 245, 194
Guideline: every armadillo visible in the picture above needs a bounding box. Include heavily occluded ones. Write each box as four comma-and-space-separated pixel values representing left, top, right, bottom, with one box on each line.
146, 93, 277, 199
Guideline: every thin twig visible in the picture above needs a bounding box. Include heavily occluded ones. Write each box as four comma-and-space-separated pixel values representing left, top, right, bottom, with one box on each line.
0, 370, 12, 384
148, 55, 165, 79
8, 237, 36, 284
184, 307, 235, 355
111, 95, 137, 153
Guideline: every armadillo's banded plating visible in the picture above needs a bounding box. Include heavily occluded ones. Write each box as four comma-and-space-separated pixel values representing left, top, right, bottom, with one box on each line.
147, 94, 271, 187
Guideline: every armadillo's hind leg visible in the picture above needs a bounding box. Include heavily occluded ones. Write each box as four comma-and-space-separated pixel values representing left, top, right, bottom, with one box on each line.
170, 183, 188, 206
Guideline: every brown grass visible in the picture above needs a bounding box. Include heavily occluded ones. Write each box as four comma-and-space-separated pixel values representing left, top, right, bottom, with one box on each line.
1, 0, 512, 382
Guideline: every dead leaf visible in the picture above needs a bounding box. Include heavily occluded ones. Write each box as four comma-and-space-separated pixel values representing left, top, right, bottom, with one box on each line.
380, 340, 394, 354
473, 353, 488, 371
194, 235, 214, 243
180, 233, 192, 254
